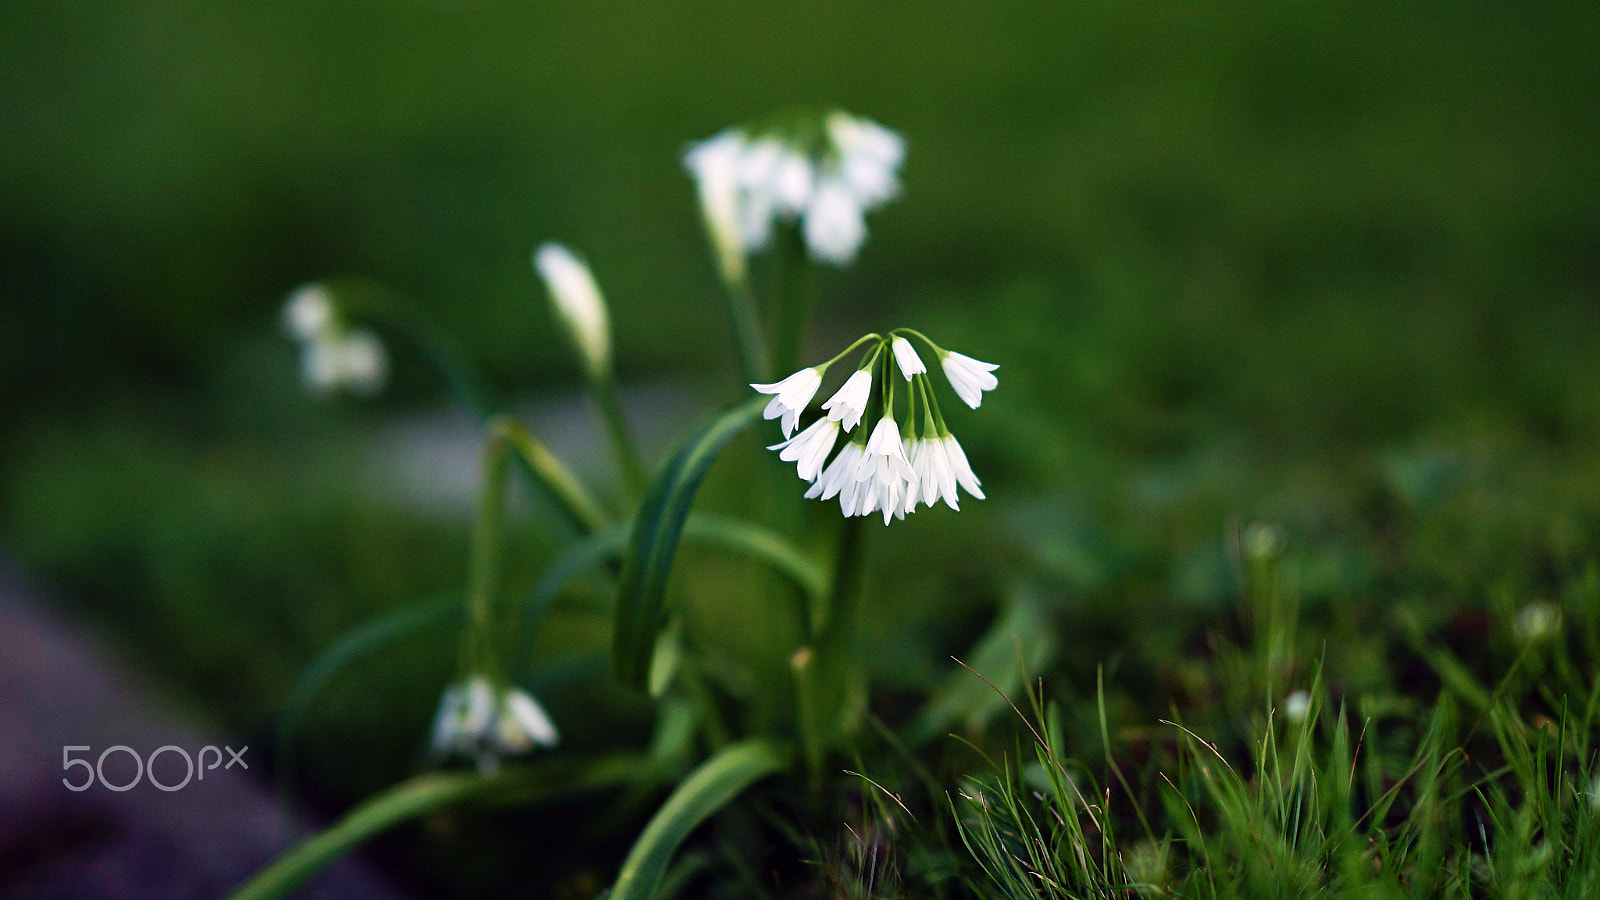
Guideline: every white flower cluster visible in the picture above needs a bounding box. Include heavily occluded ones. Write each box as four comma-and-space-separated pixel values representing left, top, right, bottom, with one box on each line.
752, 332, 998, 524
281, 283, 388, 397
430, 675, 559, 772
684, 110, 905, 277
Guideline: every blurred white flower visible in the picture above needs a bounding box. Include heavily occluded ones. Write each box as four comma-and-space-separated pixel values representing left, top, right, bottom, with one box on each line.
940, 351, 999, 408
683, 130, 748, 284
431, 675, 559, 772
534, 243, 613, 380
802, 177, 868, 265
684, 109, 904, 272
825, 110, 905, 207
282, 283, 335, 341
1283, 689, 1312, 724
299, 328, 388, 397
282, 283, 388, 398
1514, 603, 1562, 643
751, 366, 823, 438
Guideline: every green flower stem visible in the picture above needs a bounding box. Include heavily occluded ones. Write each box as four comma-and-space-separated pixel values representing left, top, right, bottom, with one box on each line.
463, 425, 512, 681
592, 371, 648, 499
725, 277, 772, 384
769, 226, 816, 380
891, 326, 947, 361
497, 418, 609, 536
794, 514, 870, 793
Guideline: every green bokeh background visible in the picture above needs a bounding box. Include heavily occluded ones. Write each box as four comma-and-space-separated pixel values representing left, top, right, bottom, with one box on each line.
3, 0, 1599, 888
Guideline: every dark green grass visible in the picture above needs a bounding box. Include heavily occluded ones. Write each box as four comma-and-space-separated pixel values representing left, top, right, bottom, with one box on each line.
3, 0, 1600, 894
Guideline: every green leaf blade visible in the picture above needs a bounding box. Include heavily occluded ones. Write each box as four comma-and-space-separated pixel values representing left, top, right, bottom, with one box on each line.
612, 396, 764, 690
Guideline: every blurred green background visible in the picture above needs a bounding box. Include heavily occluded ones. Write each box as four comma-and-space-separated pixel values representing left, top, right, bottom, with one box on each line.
3, 0, 1599, 885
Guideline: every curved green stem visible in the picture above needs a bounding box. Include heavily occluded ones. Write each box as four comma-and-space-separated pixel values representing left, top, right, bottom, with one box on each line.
498, 418, 610, 536
592, 372, 648, 498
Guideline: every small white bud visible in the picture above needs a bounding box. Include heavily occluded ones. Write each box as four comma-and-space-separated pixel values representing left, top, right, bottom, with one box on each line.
535, 243, 613, 380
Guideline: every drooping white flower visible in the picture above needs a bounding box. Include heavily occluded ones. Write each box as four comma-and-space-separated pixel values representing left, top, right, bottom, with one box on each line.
683, 129, 749, 284
941, 351, 999, 409
300, 328, 389, 397
821, 369, 873, 432
826, 111, 905, 207
857, 417, 919, 524
807, 441, 865, 504
940, 433, 985, 501
751, 367, 824, 438
890, 337, 926, 380
535, 243, 613, 380
913, 436, 960, 511
769, 417, 840, 482
431, 676, 559, 772
497, 687, 561, 752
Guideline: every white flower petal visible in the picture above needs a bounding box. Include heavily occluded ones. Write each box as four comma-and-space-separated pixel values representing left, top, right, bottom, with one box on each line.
890, 337, 926, 380
752, 367, 823, 438
821, 369, 873, 432
770, 418, 840, 482
943, 434, 985, 501
941, 351, 999, 408
502, 688, 560, 749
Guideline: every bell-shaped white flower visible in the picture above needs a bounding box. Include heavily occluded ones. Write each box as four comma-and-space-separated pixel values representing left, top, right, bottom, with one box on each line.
821, 369, 873, 432
535, 243, 613, 380
806, 441, 864, 503
769, 417, 840, 482
910, 436, 958, 511
941, 351, 999, 409
890, 337, 927, 380
856, 417, 919, 524
940, 433, 985, 501
751, 367, 824, 438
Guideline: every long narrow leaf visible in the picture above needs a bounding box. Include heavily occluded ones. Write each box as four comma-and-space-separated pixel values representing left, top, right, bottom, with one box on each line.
610, 739, 789, 900
230, 754, 639, 900
613, 396, 764, 689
